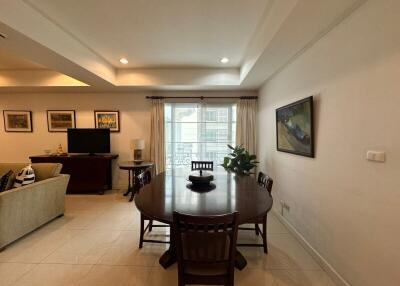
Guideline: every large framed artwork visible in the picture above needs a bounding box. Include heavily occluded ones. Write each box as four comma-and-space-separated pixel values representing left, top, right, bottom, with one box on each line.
94, 110, 120, 132
47, 110, 76, 132
276, 96, 314, 157
3, 110, 33, 132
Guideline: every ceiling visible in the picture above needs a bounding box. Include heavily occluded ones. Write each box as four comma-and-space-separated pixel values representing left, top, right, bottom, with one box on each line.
0, 0, 367, 91
25, 0, 269, 68
0, 47, 45, 70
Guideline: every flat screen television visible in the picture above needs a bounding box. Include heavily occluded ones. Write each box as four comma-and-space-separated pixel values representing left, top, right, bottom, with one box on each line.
67, 128, 110, 154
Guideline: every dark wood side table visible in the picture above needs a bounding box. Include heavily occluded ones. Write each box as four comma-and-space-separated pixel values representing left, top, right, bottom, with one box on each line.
30, 154, 118, 194
119, 161, 154, 202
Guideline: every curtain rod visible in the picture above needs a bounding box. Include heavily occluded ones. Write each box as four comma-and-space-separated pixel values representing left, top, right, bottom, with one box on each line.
145, 96, 257, 100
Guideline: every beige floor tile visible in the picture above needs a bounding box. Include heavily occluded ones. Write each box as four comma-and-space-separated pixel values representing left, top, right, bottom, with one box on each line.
271, 270, 337, 286
13, 264, 93, 286
0, 194, 336, 286
0, 227, 77, 263
236, 268, 276, 285
98, 231, 166, 266
42, 229, 121, 264
76, 265, 150, 286
240, 234, 321, 270
268, 214, 290, 234
0, 263, 36, 286
87, 210, 137, 231
236, 268, 336, 286
46, 210, 105, 230
147, 266, 178, 286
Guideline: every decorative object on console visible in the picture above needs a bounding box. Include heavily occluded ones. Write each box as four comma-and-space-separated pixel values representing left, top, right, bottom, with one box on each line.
56, 144, 67, 156
47, 110, 76, 132
221, 144, 258, 176
13, 164, 35, 188
3, 110, 32, 132
276, 96, 314, 157
94, 110, 120, 132
132, 139, 145, 163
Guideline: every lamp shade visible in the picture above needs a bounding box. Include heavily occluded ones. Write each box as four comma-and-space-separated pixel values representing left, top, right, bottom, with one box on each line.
132, 139, 145, 150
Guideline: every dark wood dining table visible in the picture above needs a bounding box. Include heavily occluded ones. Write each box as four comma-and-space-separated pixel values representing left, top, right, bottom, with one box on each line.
134, 167, 273, 270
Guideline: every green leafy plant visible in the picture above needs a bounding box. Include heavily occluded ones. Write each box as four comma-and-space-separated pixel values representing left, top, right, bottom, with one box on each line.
221, 144, 259, 176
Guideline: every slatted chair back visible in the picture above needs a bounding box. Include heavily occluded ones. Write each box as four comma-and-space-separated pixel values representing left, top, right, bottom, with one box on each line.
257, 172, 273, 195
137, 168, 152, 189
173, 211, 239, 286
191, 161, 214, 171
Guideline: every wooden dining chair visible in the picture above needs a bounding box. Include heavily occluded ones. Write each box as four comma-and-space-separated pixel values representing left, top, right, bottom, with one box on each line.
191, 161, 214, 172
137, 168, 169, 248
237, 171, 273, 253
173, 211, 239, 286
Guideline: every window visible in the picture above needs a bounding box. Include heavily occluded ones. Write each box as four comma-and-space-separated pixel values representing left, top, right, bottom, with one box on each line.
165, 103, 236, 169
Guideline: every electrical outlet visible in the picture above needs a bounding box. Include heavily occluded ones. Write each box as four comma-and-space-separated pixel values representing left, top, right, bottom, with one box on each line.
283, 202, 290, 211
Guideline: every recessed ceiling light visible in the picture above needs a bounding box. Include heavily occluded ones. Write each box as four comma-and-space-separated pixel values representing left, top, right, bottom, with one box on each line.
119, 58, 128, 64
220, 57, 229, 64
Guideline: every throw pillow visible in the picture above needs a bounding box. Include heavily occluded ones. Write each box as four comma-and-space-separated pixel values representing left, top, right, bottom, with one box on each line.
0, 170, 15, 192
14, 165, 35, 188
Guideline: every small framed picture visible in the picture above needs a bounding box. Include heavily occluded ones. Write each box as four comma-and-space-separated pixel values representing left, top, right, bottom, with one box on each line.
3, 110, 33, 132
47, 110, 76, 132
94, 110, 120, 132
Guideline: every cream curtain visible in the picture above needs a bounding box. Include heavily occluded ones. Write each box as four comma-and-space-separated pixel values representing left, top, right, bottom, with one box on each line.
236, 98, 257, 155
150, 99, 166, 174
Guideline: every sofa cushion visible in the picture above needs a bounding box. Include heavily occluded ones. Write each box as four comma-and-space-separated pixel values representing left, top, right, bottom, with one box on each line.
31, 163, 62, 181
14, 165, 35, 188
0, 170, 15, 192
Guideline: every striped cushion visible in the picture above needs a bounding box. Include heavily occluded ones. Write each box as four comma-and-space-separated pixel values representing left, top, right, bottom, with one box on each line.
14, 165, 35, 188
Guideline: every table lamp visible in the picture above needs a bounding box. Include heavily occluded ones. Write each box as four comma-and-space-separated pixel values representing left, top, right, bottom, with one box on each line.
132, 139, 145, 163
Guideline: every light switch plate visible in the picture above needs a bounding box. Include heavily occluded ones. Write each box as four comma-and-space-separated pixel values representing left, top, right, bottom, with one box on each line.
366, 151, 385, 162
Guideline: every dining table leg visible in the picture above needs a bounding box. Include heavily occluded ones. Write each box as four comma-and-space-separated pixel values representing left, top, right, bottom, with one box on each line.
159, 225, 177, 269
235, 250, 248, 270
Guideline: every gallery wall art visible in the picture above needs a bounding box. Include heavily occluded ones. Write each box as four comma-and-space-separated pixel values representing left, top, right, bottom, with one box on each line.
276, 96, 314, 157
47, 110, 76, 132
94, 110, 120, 132
3, 110, 33, 132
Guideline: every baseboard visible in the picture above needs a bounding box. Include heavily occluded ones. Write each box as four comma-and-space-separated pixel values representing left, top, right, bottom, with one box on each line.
272, 209, 351, 286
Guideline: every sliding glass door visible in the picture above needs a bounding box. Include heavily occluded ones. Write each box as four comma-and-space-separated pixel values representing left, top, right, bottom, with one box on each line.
165, 103, 236, 169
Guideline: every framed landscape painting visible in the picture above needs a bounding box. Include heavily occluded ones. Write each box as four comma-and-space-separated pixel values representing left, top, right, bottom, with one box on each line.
47, 110, 76, 132
94, 110, 120, 132
276, 96, 314, 157
3, 110, 33, 132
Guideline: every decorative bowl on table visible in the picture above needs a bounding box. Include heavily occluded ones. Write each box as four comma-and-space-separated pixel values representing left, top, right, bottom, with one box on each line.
187, 170, 216, 192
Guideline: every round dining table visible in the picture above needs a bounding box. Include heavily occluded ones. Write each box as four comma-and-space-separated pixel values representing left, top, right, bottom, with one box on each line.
134, 167, 273, 270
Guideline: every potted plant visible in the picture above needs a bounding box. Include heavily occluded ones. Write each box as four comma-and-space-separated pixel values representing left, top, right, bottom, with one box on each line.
221, 145, 258, 176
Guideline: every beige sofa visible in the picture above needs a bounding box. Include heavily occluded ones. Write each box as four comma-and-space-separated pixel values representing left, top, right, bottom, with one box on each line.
0, 163, 70, 250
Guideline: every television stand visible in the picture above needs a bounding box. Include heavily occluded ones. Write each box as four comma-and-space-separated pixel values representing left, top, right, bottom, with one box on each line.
30, 154, 118, 194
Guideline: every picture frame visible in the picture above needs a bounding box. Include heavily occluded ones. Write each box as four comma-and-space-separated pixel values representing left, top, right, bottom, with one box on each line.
276, 96, 314, 158
47, 110, 76, 132
94, 110, 120, 132
3, 110, 33, 132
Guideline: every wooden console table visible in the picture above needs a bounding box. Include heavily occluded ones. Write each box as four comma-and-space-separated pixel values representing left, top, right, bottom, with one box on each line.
30, 154, 118, 194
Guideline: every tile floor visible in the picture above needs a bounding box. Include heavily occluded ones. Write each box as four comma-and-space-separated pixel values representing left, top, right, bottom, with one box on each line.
0, 191, 336, 286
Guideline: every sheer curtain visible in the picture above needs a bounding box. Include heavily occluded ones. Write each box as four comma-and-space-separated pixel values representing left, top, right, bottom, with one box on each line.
236, 98, 257, 155
150, 99, 166, 174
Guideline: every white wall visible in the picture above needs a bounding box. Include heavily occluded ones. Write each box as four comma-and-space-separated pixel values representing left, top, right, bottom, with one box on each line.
257, 1, 400, 285
0, 90, 255, 188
